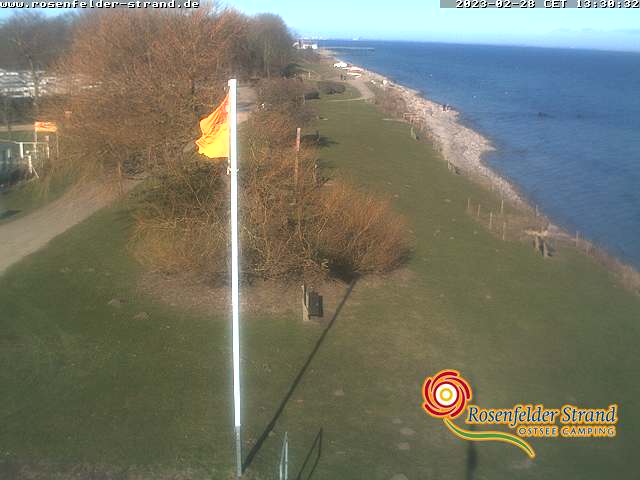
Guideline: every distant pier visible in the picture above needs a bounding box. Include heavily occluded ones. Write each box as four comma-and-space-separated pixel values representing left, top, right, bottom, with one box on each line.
326, 46, 375, 51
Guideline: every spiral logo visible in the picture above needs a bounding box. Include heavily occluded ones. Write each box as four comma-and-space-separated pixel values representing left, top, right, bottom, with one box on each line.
422, 369, 472, 419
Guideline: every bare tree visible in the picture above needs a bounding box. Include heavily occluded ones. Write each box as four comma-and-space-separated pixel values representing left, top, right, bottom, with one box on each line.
49, 5, 252, 179
249, 14, 293, 78
0, 12, 73, 116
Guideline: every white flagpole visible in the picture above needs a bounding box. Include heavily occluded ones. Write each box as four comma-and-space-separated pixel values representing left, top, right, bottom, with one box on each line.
228, 78, 242, 478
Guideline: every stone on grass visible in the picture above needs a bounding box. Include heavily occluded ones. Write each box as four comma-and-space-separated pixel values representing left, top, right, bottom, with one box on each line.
397, 442, 411, 451
400, 427, 415, 436
107, 298, 122, 308
133, 312, 149, 320
334, 389, 345, 397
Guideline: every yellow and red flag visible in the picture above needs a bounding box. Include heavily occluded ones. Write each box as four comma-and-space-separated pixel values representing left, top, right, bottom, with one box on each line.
195, 94, 230, 159
34, 121, 57, 133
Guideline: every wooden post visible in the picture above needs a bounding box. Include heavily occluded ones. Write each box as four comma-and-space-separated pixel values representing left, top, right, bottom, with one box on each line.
542, 239, 549, 258
575, 231, 580, 247
502, 221, 506, 241
489, 211, 493, 230
476, 204, 481, 218
301, 284, 310, 322
500, 198, 504, 215
533, 235, 541, 253
535, 204, 539, 217
467, 197, 471, 213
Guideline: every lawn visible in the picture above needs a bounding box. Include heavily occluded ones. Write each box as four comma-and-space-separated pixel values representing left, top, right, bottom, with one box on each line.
1, 83, 639, 479
0, 175, 69, 224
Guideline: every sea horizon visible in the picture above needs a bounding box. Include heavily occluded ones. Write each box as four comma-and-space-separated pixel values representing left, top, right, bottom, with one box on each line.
317, 37, 640, 54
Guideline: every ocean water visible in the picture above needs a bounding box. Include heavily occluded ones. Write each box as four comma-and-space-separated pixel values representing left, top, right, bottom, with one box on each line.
323, 40, 640, 270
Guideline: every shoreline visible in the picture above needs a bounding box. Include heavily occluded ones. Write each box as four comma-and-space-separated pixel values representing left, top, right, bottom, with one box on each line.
322, 49, 529, 211
319, 48, 640, 292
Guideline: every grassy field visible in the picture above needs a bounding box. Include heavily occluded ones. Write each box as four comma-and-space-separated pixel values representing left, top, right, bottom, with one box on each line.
1, 83, 639, 479
0, 175, 69, 224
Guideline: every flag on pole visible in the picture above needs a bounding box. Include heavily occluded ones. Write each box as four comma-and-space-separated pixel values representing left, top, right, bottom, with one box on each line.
34, 121, 57, 133
195, 94, 230, 159
196, 81, 242, 477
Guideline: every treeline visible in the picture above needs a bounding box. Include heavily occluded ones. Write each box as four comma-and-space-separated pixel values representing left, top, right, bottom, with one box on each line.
37, 5, 294, 177
17, 5, 410, 282
0, 11, 74, 71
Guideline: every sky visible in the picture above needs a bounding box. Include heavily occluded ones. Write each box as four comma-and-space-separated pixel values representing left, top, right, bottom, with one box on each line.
228, 0, 640, 52
1, 1, 639, 52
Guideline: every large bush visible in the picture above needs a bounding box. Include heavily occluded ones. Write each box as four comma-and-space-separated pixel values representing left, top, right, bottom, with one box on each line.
317, 81, 346, 95
132, 154, 411, 282
132, 83, 411, 282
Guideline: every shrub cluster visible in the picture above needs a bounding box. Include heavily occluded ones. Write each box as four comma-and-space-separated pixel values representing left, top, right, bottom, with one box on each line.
132, 79, 411, 282
317, 81, 346, 95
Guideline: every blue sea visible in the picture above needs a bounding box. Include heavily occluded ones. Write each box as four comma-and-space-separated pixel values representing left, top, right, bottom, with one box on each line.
323, 40, 640, 270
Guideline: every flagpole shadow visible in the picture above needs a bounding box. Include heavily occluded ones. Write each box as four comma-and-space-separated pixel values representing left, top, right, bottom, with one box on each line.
295, 428, 323, 480
242, 279, 357, 471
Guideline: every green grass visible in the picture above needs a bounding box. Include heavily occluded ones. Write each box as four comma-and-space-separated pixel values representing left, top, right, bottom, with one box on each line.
1, 86, 639, 479
0, 173, 70, 224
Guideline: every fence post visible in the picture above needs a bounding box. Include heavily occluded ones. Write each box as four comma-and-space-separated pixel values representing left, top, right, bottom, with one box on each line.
467, 197, 471, 213
489, 211, 493, 230
500, 198, 504, 215
476, 204, 481, 218
502, 221, 506, 241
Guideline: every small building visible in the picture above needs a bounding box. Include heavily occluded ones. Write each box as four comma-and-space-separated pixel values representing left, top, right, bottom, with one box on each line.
293, 39, 318, 50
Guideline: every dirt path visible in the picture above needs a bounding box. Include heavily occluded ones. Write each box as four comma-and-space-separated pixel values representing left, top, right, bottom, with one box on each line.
0, 86, 256, 277
0, 180, 136, 275
330, 77, 375, 102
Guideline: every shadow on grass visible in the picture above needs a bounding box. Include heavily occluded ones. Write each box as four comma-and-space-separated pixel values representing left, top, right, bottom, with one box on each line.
295, 428, 323, 480
0, 209, 20, 220
301, 134, 338, 149
243, 279, 357, 471
466, 384, 479, 480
